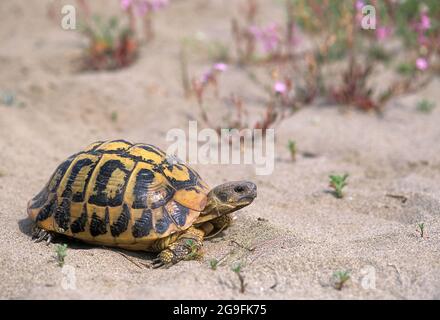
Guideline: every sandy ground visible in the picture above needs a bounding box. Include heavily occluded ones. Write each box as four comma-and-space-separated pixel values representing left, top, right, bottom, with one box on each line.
1, 0, 440, 299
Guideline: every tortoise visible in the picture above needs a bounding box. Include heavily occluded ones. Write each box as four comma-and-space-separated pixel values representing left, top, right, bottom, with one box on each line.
27, 140, 257, 268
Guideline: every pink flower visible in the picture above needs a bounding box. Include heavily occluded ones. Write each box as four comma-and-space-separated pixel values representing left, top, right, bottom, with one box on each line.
418, 33, 429, 46
125, 0, 169, 16
249, 23, 281, 54
120, 0, 132, 10
274, 82, 286, 93
135, 1, 149, 16
416, 57, 429, 71
375, 26, 392, 41
151, 0, 169, 11
214, 63, 228, 72
356, 0, 365, 11
420, 13, 431, 30
201, 70, 212, 84
288, 25, 301, 46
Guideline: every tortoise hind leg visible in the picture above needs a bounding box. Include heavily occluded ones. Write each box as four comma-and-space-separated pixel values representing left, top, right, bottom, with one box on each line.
32, 225, 55, 245
152, 225, 210, 269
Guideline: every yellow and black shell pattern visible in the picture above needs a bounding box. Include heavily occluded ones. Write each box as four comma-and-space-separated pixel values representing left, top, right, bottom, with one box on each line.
27, 140, 210, 249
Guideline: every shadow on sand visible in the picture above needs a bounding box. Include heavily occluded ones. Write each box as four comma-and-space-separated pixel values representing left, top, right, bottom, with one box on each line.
17, 217, 156, 266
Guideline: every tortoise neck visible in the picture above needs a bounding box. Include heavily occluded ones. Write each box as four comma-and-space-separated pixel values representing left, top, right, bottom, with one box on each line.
198, 194, 220, 221
195, 192, 224, 224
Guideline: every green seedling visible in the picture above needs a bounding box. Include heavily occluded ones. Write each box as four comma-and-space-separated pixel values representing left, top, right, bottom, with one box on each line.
333, 270, 350, 290
1, 91, 15, 106
111, 111, 118, 122
184, 239, 203, 260
417, 223, 425, 238
329, 174, 349, 198
287, 139, 297, 161
231, 261, 242, 273
208, 250, 233, 270
55, 244, 68, 267
231, 261, 247, 293
417, 99, 436, 113
209, 259, 219, 270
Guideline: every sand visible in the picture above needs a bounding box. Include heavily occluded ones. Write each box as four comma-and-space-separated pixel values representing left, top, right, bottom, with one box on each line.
0, 0, 440, 299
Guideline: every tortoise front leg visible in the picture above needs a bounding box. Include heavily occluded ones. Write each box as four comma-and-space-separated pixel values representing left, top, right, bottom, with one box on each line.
204, 214, 233, 239
32, 225, 55, 245
152, 225, 211, 269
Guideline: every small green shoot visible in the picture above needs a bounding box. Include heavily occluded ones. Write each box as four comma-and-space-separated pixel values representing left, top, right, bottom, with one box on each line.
209, 259, 219, 270
287, 139, 297, 161
231, 261, 247, 293
111, 111, 118, 122
329, 174, 349, 198
333, 270, 350, 290
1, 91, 15, 106
208, 251, 232, 270
417, 99, 436, 113
231, 261, 242, 273
417, 223, 425, 238
184, 239, 202, 260
55, 244, 68, 267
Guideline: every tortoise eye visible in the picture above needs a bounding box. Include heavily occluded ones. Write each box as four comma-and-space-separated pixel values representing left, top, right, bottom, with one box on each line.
217, 192, 229, 202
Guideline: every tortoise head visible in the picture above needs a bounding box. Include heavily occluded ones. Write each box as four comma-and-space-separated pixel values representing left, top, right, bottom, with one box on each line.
198, 181, 257, 222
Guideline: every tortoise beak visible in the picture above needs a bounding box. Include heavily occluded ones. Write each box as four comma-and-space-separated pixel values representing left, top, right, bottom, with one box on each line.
236, 181, 257, 204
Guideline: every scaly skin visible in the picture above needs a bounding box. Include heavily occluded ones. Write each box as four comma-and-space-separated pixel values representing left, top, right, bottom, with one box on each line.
152, 215, 234, 268
152, 227, 205, 268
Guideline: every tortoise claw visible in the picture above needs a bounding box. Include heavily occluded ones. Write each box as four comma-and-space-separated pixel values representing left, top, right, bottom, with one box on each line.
32, 226, 54, 244
33, 232, 46, 243
151, 256, 175, 269
45, 233, 53, 245
151, 258, 166, 269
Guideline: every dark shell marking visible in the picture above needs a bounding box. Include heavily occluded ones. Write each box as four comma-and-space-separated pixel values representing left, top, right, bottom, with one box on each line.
54, 197, 71, 231
110, 204, 131, 237
90, 209, 109, 237
88, 159, 132, 207
70, 204, 88, 234
132, 208, 153, 238
30, 156, 74, 210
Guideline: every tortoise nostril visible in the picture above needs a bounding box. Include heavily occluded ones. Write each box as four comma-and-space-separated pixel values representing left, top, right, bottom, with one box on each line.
234, 186, 245, 193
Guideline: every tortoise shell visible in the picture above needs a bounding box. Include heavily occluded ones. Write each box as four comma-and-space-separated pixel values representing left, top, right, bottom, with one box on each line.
27, 140, 210, 249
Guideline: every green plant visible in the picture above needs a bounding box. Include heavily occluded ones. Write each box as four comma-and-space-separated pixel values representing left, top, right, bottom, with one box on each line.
209, 259, 219, 270
55, 244, 68, 267
1, 91, 15, 106
329, 174, 349, 198
231, 261, 247, 293
184, 239, 202, 260
417, 223, 425, 238
242, 0, 436, 111
80, 15, 138, 70
231, 261, 242, 273
111, 111, 118, 122
417, 99, 436, 113
396, 62, 416, 76
287, 139, 297, 161
333, 270, 350, 290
